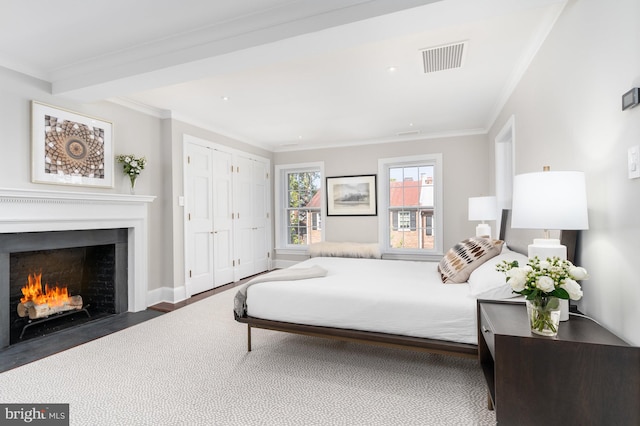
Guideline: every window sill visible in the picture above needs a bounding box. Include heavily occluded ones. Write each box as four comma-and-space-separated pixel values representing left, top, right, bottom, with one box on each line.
381, 252, 443, 262
275, 247, 310, 256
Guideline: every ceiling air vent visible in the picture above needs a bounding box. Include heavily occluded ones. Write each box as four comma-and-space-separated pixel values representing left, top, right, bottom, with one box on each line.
420, 41, 466, 74
397, 130, 421, 137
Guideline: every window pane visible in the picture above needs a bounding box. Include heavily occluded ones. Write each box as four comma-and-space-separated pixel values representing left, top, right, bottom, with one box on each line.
398, 211, 410, 229
288, 209, 307, 227
308, 212, 322, 243
288, 226, 304, 245
288, 190, 300, 208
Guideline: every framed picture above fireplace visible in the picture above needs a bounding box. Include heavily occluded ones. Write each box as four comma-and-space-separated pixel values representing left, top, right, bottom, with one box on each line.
31, 101, 114, 188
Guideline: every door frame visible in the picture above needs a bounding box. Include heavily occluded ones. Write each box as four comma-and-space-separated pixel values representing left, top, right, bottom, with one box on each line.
494, 115, 516, 235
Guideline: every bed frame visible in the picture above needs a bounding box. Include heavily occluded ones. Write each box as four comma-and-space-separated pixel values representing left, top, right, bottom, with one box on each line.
234, 210, 578, 358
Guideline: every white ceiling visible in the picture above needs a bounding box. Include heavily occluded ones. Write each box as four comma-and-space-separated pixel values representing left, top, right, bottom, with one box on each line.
0, 0, 566, 151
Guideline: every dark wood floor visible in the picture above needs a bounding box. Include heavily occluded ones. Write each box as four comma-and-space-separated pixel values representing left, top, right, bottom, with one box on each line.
148, 279, 245, 312
1, 274, 260, 372
0, 310, 163, 373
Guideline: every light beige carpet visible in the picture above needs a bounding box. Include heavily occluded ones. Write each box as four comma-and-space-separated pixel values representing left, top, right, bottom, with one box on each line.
0, 287, 496, 425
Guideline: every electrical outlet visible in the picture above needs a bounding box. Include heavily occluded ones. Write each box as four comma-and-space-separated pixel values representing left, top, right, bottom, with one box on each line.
628, 146, 640, 179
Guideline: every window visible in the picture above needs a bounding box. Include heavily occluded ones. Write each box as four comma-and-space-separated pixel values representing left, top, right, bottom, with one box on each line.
425, 214, 433, 236
397, 211, 412, 230
275, 163, 324, 250
378, 154, 443, 256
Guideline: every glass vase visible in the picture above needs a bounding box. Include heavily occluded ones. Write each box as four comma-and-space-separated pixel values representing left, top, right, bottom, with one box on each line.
129, 175, 137, 194
526, 296, 561, 337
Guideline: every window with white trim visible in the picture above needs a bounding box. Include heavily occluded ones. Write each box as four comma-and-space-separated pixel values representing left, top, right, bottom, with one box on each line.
396, 211, 412, 230
378, 154, 443, 255
275, 163, 324, 250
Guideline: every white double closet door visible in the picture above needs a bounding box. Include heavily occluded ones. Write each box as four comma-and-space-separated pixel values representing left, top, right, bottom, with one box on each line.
184, 136, 270, 297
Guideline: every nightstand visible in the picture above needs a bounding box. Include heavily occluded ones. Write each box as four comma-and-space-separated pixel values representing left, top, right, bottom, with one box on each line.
477, 299, 640, 425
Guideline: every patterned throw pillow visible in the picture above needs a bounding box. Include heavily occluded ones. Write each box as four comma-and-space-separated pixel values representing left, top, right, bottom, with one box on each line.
438, 237, 504, 283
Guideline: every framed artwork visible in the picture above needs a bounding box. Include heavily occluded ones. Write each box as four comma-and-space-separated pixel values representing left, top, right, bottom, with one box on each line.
326, 174, 377, 216
31, 101, 114, 187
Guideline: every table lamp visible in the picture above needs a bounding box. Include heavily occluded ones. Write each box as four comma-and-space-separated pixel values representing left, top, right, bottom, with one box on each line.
511, 167, 589, 320
468, 196, 497, 237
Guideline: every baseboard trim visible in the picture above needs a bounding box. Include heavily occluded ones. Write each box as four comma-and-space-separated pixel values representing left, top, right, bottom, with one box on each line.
146, 285, 187, 307
274, 259, 300, 269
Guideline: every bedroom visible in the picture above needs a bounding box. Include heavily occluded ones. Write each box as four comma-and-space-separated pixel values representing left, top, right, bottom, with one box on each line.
0, 0, 639, 423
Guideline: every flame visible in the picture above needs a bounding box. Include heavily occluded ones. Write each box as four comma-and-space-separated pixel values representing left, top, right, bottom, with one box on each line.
20, 272, 71, 307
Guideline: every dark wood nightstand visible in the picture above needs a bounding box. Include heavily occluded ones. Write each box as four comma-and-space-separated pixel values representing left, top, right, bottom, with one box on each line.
477, 299, 640, 426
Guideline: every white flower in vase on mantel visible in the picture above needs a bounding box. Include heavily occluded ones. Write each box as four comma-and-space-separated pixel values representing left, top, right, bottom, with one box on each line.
116, 154, 146, 194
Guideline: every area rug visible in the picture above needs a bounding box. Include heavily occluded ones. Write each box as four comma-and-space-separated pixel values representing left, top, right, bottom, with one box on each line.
0, 288, 496, 425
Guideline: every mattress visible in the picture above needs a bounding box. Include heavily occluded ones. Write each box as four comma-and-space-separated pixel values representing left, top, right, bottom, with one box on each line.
245, 257, 478, 345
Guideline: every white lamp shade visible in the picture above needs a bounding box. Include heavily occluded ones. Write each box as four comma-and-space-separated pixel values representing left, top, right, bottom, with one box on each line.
512, 171, 588, 230
468, 196, 497, 221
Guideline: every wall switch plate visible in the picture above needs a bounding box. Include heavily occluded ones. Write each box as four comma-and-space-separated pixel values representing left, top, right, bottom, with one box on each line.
178, 195, 185, 206
628, 146, 640, 179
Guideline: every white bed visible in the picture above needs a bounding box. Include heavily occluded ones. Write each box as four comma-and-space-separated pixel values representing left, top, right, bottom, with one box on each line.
234, 210, 578, 357
246, 256, 478, 345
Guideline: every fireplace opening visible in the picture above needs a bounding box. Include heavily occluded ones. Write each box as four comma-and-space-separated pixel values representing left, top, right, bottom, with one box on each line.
10, 245, 116, 343
1, 228, 128, 347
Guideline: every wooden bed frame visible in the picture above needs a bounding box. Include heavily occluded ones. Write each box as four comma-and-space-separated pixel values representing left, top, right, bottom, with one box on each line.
234, 312, 478, 358
234, 210, 578, 358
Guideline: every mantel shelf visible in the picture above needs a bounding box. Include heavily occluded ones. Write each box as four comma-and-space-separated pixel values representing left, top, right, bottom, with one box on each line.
0, 187, 155, 204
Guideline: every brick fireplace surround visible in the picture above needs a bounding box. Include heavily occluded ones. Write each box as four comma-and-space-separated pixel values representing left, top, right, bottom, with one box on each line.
0, 188, 155, 349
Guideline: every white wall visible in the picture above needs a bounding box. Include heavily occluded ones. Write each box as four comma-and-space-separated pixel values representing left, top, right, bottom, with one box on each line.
489, 0, 640, 345
274, 134, 492, 262
0, 67, 168, 295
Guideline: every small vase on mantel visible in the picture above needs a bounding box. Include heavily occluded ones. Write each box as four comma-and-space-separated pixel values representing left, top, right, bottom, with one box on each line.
129, 175, 137, 194
526, 296, 561, 337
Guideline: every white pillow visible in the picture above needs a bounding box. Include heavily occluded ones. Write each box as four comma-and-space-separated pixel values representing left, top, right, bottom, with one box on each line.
467, 248, 529, 299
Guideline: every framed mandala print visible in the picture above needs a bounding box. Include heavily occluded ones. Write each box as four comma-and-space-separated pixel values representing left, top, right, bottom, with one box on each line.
31, 101, 114, 188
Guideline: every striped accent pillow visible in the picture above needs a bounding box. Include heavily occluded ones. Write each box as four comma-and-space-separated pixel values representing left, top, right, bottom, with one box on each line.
438, 237, 504, 284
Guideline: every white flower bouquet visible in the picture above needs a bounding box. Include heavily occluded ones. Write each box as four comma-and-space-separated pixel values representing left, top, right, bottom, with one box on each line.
496, 256, 588, 334
116, 154, 146, 190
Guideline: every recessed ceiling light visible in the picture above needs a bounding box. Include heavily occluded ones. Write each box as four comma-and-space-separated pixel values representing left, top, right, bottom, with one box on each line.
221, 96, 229, 101
387, 66, 398, 73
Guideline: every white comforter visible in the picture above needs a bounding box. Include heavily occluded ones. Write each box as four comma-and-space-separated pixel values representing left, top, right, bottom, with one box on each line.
245, 257, 478, 345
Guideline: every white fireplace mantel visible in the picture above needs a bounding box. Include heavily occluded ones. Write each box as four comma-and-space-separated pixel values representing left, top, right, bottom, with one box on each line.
0, 188, 156, 312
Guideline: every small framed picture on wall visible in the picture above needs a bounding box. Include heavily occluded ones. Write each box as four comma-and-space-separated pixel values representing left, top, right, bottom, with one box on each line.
326, 174, 377, 216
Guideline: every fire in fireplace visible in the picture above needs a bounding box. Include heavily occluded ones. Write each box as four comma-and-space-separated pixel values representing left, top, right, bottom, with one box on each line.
17, 272, 83, 320
14, 271, 89, 341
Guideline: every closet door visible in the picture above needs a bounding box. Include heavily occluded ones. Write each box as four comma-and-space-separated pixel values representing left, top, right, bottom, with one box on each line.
212, 149, 234, 287
184, 143, 215, 296
236, 155, 269, 279
251, 159, 269, 274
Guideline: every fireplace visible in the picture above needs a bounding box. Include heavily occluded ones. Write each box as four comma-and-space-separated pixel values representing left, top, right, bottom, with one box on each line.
4, 229, 128, 345
0, 188, 155, 349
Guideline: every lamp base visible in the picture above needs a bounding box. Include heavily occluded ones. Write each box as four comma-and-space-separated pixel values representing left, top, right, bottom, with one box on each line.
528, 238, 569, 321
527, 238, 567, 260
475, 223, 491, 238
